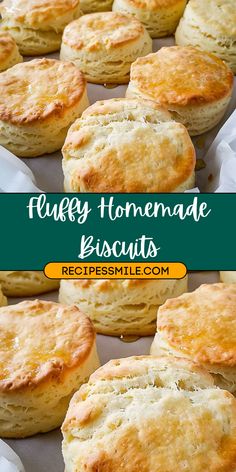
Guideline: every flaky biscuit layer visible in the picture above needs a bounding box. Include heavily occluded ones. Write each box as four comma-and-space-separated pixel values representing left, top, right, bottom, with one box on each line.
62, 356, 236, 472
0, 299, 100, 437
59, 276, 188, 336
113, 0, 187, 38
62, 98, 196, 192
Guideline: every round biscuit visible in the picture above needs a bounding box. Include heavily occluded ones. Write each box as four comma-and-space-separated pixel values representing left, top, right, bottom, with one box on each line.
0, 299, 100, 438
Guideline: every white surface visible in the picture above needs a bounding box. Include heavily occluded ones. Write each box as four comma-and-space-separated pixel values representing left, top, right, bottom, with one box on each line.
5, 271, 220, 472
0, 440, 25, 472
0, 146, 41, 193
13, 37, 235, 193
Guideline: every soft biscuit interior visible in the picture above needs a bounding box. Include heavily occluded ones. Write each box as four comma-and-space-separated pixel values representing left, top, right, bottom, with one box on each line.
62, 357, 236, 471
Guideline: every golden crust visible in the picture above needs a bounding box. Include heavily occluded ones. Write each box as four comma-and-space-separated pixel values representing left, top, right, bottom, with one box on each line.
220, 272, 236, 284
62, 356, 236, 472
83, 355, 213, 385
0, 285, 7, 307
0, 32, 17, 62
62, 98, 196, 193
83, 97, 167, 117
0, 271, 59, 297
59, 277, 188, 337
186, 0, 236, 39
0, 58, 86, 125
0, 0, 80, 30
67, 279, 157, 292
157, 283, 236, 368
119, 0, 186, 9
63, 12, 146, 51
62, 277, 188, 296
82, 97, 165, 117
130, 46, 234, 107
0, 299, 96, 392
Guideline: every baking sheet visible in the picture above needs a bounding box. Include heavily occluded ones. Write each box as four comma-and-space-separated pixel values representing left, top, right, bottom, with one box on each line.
6, 270, 220, 472
20, 37, 236, 192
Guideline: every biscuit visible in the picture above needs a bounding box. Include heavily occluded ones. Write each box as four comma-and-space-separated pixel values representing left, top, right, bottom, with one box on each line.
151, 283, 236, 395
80, 0, 113, 13
0, 0, 81, 55
0, 299, 100, 438
175, 0, 236, 74
62, 355, 236, 472
62, 98, 196, 193
127, 46, 234, 136
220, 271, 236, 284
59, 276, 188, 336
112, 0, 187, 38
0, 271, 59, 297
0, 58, 89, 157
0, 285, 7, 307
60, 12, 152, 84
0, 33, 22, 72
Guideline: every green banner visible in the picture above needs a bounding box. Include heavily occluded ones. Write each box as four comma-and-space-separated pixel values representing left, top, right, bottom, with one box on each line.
0, 193, 235, 270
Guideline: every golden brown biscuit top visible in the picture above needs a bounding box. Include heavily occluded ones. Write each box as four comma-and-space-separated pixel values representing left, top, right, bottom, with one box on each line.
63, 12, 146, 52
187, 0, 236, 38
0, 32, 17, 63
0, 299, 95, 392
0, 0, 80, 30
63, 98, 196, 193
157, 283, 236, 368
120, 0, 186, 10
64, 279, 159, 291
81, 97, 167, 118
0, 58, 86, 125
62, 356, 236, 472
77, 356, 214, 387
130, 46, 234, 107
62, 278, 179, 293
